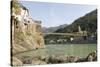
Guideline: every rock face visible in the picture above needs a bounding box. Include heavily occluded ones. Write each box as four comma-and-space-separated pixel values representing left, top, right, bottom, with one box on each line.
11, 1, 45, 65
12, 17, 45, 55
12, 57, 23, 66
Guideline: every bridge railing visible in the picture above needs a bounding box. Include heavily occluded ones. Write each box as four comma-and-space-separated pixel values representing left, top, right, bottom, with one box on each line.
42, 32, 87, 37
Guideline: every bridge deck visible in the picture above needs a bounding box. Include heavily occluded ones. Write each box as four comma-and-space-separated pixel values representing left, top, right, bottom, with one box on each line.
43, 33, 87, 36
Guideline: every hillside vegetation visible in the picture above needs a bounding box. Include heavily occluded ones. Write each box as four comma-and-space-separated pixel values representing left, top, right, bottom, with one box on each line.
55, 9, 97, 34
44, 9, 97, 44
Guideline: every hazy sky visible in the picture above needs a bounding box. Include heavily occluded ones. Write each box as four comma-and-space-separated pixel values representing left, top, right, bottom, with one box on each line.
20, 1, 97, 27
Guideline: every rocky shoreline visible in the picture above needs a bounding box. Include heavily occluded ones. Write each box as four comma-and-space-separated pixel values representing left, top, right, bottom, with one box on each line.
12, 51, 97, 66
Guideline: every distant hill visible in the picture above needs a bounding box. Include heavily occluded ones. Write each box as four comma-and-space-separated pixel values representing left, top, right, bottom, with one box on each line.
42, 24, 68, 33
55, 9, 97, 34
44, 9, 97, 44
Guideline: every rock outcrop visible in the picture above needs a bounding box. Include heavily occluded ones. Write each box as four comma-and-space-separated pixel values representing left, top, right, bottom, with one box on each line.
12, 57, 23, 66
11, 0, 45, 66
12, 17, 45, 55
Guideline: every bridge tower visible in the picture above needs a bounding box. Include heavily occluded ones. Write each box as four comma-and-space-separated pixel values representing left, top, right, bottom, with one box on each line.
78, 25, 82, 33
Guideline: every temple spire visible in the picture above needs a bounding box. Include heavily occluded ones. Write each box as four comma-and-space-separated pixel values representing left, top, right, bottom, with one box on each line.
78, 25, 82, 33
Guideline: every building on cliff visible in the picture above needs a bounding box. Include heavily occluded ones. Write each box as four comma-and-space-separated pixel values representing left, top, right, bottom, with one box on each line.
11, 0, 45, 54
11, 1, 45, 66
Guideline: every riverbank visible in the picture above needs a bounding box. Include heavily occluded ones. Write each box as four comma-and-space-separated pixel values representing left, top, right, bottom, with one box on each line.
12, 44, 97, 66
13, 51, 97, 66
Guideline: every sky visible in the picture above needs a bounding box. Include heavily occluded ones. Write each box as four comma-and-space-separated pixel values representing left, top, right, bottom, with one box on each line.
19, 1, 97, 27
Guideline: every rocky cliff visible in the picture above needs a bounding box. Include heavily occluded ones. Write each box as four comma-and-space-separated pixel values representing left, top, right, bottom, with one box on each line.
11, 0, 45, 66
12, 16, 45, 55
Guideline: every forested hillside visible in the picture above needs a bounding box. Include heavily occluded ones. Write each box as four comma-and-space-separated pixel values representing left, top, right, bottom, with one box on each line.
55, 9, 97, 34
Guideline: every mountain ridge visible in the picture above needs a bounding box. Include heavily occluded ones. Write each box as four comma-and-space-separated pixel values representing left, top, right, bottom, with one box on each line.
42, 24, 68, 33
55, 9, 97, 34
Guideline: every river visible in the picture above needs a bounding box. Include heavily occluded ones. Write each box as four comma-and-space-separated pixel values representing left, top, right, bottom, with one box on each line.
15, 44, 97, 60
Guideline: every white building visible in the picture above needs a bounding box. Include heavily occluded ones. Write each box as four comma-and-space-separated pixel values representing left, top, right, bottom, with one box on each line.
12, 4, 29, 22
